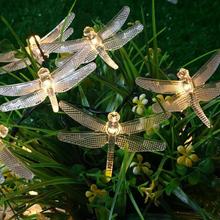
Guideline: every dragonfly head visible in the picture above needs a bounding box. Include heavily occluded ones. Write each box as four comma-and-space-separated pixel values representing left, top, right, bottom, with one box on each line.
83, 26, 97, 39
177, 68, 191, 81
108, 112, 120, 123
0, 125, 8, 138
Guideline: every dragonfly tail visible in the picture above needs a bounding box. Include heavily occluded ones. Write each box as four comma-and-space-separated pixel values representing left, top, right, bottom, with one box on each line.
105, 141, 115, 179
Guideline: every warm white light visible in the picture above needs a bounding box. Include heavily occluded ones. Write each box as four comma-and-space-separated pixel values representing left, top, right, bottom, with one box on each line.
28, 35, 41, 47
22, 146, 32, 153
183, 83, 193, 92
23, 204, 42, 216
0, 125, 9, 138
29, 191, 38, 196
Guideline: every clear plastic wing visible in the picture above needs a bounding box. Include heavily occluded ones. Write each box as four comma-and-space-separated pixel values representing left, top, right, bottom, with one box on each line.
0, 80, 40, 96
59, 101, 106, 132
84, 48, 98, 63
0, 51, 19, 63
152, 93, 191, 113
53, 46, 90, 81
136, 77, 185, 94
57, 132, 107, 148
55, 63, 96, 93
192, 51, 220, 86
42, 28, 74, 55
98, 48, 118, 69
0, 58, 31, 74
41, 38, 88, 54
104, 23, 144, 51
55, 56, 72, 68
61, 28, 74, 41
99, 6, 130, 40
0, 146, 34, 180
190, 95, 211, 128
195, 82, 220, 101
116, 135, 166, 152
0, 90, 47, 112
120, 113, 170, 135
0, 171, 5, 184
41, 12, 75, 43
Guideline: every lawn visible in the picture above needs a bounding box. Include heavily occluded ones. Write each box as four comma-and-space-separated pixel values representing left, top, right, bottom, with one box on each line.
0, 0, 219, 219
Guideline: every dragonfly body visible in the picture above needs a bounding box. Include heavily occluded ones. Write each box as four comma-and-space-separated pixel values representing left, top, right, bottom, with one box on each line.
41, 6, 144, 70
0, 13, 75, 74
38, 68, 59, 112
58, 101, 169, 178
0, 49, 96, 112
136, 52, 220, 128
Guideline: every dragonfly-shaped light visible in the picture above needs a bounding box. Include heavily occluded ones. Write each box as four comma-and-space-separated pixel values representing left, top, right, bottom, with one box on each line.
0, 13, 75, 74
41, 6, 144, 70
136, 52, 220, 128
58, 101, 170, 178
0, 49, 96, 112
0, 124, 34, 180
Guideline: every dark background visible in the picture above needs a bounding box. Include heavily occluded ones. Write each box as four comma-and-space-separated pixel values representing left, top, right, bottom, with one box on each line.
0, 0, 219, 74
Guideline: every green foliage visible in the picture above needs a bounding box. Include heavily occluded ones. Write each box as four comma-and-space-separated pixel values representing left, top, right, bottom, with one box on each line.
0, 0, 220, 220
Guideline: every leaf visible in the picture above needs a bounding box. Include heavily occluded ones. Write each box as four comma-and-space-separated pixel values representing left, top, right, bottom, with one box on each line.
198, 158, 214, 174
188, 170, 201, 185
165, 179, 179, 195
173, 187, 211, 219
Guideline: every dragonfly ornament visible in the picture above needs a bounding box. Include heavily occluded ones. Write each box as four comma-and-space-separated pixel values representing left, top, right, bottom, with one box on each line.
0, 49, 96, 112
136, 52, 220, 128
0, 13, 75, 74
41, 6, 144, 70
58, 101, 170, 178
0, 124, 34, 180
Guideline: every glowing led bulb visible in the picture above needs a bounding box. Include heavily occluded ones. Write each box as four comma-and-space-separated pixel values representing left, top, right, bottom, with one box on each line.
42, 6, 144, 70
58, 101, 168, 179
135, 52, 220, 128
0, 125, 9, 138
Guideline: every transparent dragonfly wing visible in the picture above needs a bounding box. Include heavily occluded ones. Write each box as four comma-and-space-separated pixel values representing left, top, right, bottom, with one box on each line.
84, 48, 98, 63
0, 58, 31, 74
0, 90, 47, 112
99, 6, 130, 40
53, 46, 91, 81
116, 135, 166, 152
41, 28, 74, 55
103, 23, 144, 51
0, 146, 34, 180
135, 77, 185, 94
120, 113, 170, 135
58, 132, 107, 148
0, 51, 19, 63
59, 101, 106, 132
40, 12, 75, 43
152, 93, 191, 113
0, 171, 5, 184
41, 38, 88, 54
0, 80, 40, 96
55, 63, 96, 93
55, 56, 72, 68
192, 51, 220, 86
98, 48, 118, 69
61, 28, 74, 41
190, 94, 211, 128
195, 82, 220, 101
